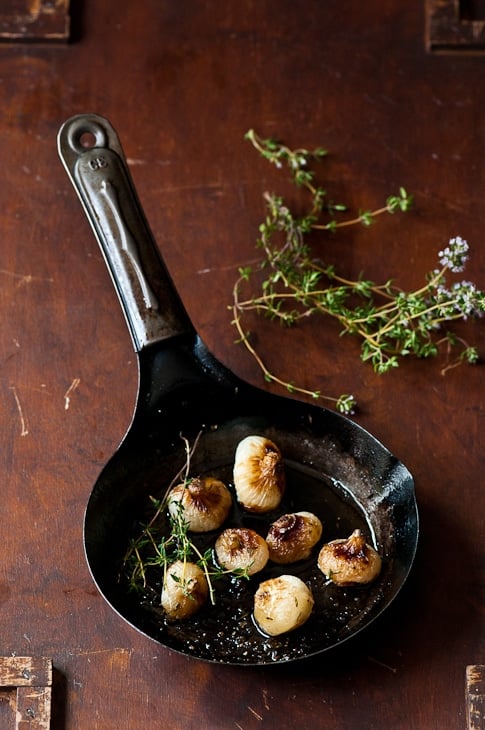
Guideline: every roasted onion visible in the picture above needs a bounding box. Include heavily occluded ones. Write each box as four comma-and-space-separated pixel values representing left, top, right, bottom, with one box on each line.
266, 511, 323, 564
233, 435, 285, 513
317, 529, 382, 586
161, 560, 209, 620
253, 574, 314, 636
215, 527, 269, 576
167, 476, 232, 532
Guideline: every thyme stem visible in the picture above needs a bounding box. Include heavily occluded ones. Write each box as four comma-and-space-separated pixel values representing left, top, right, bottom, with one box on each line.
231, 131, 484, 411
120, 433, 250, 606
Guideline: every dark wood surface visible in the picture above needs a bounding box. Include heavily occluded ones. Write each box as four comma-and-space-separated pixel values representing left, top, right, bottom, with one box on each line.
0, 2, 483, 728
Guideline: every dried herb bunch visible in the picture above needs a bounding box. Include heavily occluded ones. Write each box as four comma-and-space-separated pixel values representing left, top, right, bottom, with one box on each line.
231, 130, 484, 413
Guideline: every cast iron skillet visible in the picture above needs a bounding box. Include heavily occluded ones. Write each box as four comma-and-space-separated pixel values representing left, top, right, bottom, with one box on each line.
57, 114, 418, 666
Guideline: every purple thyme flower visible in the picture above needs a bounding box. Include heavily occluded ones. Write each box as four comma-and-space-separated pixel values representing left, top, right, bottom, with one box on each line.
438, 236, 469, 273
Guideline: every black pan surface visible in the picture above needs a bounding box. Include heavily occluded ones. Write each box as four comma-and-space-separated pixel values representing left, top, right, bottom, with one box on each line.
57, 114, 418, 666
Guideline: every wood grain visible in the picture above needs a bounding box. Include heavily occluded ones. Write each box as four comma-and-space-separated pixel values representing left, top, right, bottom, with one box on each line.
0, 1, 482, 728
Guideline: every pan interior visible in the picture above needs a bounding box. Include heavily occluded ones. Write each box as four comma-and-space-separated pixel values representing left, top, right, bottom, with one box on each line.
85, 406, 417, 665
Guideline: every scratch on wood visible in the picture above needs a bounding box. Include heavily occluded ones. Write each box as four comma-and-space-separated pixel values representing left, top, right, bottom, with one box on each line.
64, 378, 80, 410
262, 688, 270, 710
197, 256, 261, 276
68, 648, 132, 658
368, 655, 397, 673
10, 386, 29, 436
127, 158, 171, 166
0, 269, 53, 288
247, 706, 263, 721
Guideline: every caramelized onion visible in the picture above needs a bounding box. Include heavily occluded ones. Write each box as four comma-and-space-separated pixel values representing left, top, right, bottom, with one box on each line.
253, 575, 314, 636
317, 529, 382, 586
167, 476, 232, 532
161, 560, 209, 620
215, 527, 269, 576
233, 435, 285, 513
266, 511, 323, 564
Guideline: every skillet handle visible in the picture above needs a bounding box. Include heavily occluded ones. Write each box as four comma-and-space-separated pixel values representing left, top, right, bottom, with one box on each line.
57, 113, 191, 351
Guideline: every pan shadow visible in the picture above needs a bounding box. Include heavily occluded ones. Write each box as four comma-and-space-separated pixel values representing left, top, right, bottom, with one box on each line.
68, 0, 85, 44
50, 667, 67, 730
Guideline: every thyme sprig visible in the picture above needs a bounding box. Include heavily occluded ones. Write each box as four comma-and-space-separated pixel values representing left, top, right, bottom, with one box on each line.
231, 131, 484, 413
121, 434, 250, 606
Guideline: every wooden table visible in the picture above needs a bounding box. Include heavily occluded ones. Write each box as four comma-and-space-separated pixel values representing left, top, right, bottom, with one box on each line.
0, 2, 483, 728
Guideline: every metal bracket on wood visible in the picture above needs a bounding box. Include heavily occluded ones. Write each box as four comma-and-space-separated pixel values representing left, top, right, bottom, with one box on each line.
0, 657, 52, 729
467, 665, 485, 730
0, 0, 70, 43
426, 0, 485, 53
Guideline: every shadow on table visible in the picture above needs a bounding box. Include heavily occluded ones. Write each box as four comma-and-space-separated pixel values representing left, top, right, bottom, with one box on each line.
263, 497, 482, 681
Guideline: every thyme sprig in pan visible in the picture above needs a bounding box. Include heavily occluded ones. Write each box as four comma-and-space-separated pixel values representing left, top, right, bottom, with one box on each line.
231, 130, 484, 413
121, 434, 250, 606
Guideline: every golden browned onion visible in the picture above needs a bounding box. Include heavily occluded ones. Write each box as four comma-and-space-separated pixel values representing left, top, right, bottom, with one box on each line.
266, 511, 323, 564
167, 476, 232, 532
233, 435, 285, 513
215, 527, 269, 576
317, 529, 382, 586
161, 560, 209, 620
253, 575, 314, 636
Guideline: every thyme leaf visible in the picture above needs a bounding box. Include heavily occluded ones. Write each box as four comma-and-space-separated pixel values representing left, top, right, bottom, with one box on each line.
120, 434, 250, 606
